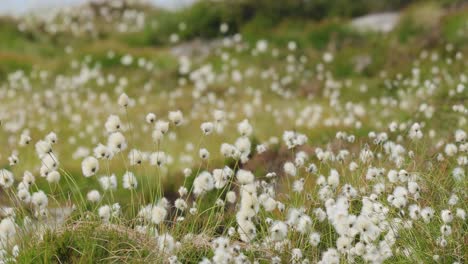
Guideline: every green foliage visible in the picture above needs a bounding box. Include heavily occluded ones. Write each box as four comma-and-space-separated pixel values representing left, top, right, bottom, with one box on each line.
17, 223, 153, 263
441, 11, 468, 45
142, 0, 425, 45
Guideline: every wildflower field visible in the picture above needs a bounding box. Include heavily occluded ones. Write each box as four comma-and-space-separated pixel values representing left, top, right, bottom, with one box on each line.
0, 0, 466, 263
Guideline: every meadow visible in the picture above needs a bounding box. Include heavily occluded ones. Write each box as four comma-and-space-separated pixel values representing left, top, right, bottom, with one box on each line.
0, 0, 466, 263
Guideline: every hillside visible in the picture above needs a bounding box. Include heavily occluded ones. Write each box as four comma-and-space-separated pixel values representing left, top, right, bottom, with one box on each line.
0, 0, 466, 263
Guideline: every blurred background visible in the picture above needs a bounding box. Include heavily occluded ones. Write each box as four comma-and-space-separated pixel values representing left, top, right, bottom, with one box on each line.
0, 0, 196, 15
0, 0, 466, 200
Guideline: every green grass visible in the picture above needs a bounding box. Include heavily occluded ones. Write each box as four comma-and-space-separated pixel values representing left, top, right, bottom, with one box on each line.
17, 221, 156, 263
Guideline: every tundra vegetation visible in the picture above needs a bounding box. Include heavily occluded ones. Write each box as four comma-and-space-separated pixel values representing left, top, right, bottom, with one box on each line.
0, 0, 466, 263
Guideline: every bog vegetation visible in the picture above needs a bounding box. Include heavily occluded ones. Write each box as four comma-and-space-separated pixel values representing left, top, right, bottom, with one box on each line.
0, 0, 466, 263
